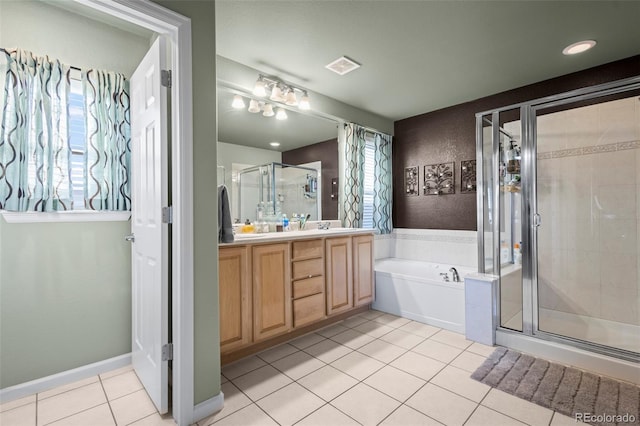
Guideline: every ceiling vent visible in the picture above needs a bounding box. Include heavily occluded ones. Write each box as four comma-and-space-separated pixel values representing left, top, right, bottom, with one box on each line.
325, 56, 361, 75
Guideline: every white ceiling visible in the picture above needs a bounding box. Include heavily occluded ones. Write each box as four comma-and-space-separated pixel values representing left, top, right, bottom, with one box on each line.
216, 1, 640, 121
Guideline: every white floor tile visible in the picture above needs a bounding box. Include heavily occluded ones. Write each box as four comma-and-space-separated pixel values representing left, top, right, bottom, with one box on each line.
331, 383, 401, 426
430, 365, 490, 403
466, 341, 497, 357
0, 402, 36, 426
430, 330, 473, 350
364, 365, 426, 402
0, 394, 35, 413
398, 321, 441, 338
212, 404, 277, 426
256, 343, 299, 364
289, 333, 326, 350
450, 350, 487, 373
37, 382, 107, 425
129, 412, 176, 425
341, 315, 368, 329
221, 375, 228, 384
109, 389, 157, 426
331, 351, 385, 381
330, 329, 375, 350
412, 338, 464, 363
372, 313, 411, 328
465, 405, 526, 426
270, 351, 325, 380
221, 356, 267, 380
296, 404, 360, 426
231, 365, 292, 401
48, 403, 114, 426
101, 371, 143, 401
303, 339, 353, 364
99, 365, 134, 381
198, 382, 251, 425
482, 388, 554, 426
405, 383, 477, 426
378, 329, 425, 349
256, 383, 324, 425
550, 411, 588, 425
357, 310, 385, 320
316, 323, 349, 338
353, 321, 394, 338
357, 339, 406, 364
37, 376, 99, 401
297, 365, 358, 402
379, 405, 442, 426
389, 351, 446, 381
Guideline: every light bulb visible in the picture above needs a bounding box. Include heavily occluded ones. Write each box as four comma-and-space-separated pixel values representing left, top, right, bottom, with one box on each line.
299, 92, 310, 110
270, 85, 284, 102
231, 95, 245, 109
248, 99, 260, 113
262, 104, 274, 117
253, 77, 266, 97
285, 89, 298, 106
562, 40, 596, 55
275, 107, 288, 120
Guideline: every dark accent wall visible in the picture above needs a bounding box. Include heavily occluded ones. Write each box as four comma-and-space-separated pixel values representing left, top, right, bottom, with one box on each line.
393, 55, 640, 230
282, 138, 339, 220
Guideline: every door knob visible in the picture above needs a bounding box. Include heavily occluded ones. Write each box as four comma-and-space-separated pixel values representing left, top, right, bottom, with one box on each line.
125, 233, 135, 242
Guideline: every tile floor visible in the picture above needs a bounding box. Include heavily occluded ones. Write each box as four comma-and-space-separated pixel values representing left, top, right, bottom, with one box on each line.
1, 310, 587, 426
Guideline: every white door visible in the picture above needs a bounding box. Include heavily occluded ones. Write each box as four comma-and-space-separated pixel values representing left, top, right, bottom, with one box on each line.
130, 36, 169, 414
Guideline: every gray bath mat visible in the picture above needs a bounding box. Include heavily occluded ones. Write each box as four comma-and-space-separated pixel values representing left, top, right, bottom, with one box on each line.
471, 347, 640, 426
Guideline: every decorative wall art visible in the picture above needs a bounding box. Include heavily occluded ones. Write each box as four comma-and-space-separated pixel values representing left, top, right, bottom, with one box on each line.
404, 166, 419, 196
460, 160, 477, 193
423, 162, 455, 195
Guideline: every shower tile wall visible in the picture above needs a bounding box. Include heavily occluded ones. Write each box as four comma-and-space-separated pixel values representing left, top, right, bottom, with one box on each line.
535, 97, 640, 327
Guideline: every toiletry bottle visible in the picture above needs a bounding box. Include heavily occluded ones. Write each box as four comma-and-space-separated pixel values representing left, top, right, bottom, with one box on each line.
282, 214, 289, 232
514, 243, 522, 265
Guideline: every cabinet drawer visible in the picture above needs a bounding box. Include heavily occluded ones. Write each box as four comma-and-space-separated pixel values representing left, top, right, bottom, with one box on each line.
292, 239, 323, 260
293, 293, 325, 328
292, 276, 324, 299
292, 258, 324, 280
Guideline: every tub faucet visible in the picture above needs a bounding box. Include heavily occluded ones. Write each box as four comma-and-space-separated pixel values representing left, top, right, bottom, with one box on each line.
439, 272, 449, 282
449, 267, 460, 282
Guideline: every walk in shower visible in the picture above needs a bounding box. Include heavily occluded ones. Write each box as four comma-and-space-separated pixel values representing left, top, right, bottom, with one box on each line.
476, 76, 640, 363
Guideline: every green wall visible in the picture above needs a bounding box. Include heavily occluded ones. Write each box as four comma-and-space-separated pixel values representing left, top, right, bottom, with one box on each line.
0, 218, 132, 388
151, 0, 221, 405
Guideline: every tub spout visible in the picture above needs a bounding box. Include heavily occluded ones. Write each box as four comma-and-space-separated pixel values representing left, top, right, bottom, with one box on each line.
449, 267, 460, 282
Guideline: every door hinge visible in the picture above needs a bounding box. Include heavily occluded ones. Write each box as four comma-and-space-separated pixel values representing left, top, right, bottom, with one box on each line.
161, 70, 172, 88
162, 206, 173, 224
162, 343, 173, 361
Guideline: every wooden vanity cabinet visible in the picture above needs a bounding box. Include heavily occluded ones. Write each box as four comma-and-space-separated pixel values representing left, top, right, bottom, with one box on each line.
353, 234, 375, 306
291, 240, 326, 328
325, 237, 353, 316
252, 243, 292, 341
219, 246, 252, 353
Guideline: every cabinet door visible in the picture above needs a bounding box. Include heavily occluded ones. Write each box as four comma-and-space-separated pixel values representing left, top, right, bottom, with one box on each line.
325, 237, 353, 315
252, 243, 292, 341
353, 235, 374, 306
219, 246, 252, 353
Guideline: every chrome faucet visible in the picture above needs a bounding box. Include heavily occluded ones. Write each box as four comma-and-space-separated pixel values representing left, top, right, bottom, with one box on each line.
439, 272, 449, 282
449, 267, 460, 282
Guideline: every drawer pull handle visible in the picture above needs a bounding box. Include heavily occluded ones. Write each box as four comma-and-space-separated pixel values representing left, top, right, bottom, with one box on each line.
308, 274, 313, 278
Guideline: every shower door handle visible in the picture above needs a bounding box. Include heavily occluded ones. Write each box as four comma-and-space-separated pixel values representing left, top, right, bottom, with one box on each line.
533, 214, 542, 227
125, 233, 135, 243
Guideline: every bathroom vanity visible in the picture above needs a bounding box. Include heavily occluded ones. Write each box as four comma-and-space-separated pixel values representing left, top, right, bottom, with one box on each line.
218, 229, 374, 363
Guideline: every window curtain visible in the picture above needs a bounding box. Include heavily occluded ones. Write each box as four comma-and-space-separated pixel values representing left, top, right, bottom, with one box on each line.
83, 69, 131, 211
0, 48, 72, 211
342, 123, 367, 228
372, 131, 393, 234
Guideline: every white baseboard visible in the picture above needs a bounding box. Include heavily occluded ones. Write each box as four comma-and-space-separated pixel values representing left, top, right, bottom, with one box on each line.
192, 391, 225, 424
0, 353, 131, 403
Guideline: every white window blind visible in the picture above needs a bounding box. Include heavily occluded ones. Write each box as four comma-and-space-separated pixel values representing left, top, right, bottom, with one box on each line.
68, 77, 86, 210
362, 139, 375, 229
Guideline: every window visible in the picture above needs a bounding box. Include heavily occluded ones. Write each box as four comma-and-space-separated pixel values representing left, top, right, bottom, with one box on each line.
68, 77, 86, 210
362, 138, 375, 229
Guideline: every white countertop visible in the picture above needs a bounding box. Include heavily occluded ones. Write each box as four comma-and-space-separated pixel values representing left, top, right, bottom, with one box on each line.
220, 228, 374, 247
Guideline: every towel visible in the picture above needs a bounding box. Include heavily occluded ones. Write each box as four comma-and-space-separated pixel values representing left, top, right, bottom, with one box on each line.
218, 185, 234, 243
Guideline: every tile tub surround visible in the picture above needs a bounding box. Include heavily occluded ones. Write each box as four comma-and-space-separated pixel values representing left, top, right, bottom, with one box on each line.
375, 228, 477, 268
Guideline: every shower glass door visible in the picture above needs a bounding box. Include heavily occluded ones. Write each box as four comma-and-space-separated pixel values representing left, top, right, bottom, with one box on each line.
533, 93, 640, 355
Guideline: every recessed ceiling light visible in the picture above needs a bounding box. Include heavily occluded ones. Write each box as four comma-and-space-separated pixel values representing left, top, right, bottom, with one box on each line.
562, 40, 596, 55
269, 142, 280, 147
325, 56, 361, 75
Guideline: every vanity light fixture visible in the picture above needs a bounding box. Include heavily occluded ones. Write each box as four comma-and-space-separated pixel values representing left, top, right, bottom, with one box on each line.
562, 40, 596, 55
285, 89, 298, 106
275, 107, 288, 120
231, 95, 245, 109
248, 99, 261, 113
270, 85, 285, 102
252, 74, 311, 110
299, 91, 310, 110
262, 103, 274, 117
253, 76, 267, 97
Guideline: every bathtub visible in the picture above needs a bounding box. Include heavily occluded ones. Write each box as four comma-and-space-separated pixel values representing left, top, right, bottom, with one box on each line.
372, 258, 475, 333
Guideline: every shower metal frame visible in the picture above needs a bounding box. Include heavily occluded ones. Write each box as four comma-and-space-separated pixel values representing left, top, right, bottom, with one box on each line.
476, 75, 640, 362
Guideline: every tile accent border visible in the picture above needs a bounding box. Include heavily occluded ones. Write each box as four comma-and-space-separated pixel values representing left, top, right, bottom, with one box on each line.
538, 139, 639, 160
393, 230, 476, 245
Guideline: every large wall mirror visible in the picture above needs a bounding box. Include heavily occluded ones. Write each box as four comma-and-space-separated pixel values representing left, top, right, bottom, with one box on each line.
217, 86, 340, 222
